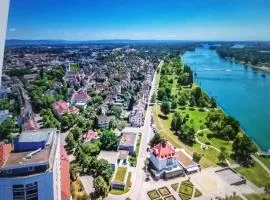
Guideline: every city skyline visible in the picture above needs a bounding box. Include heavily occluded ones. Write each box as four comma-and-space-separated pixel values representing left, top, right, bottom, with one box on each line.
6, 0, 270, 41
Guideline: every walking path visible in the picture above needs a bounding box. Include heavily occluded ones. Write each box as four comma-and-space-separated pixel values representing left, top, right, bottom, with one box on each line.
251, 155, 270, 175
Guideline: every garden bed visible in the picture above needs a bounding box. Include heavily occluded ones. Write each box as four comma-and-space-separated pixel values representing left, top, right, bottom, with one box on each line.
171, 183, 179, 191
114, 167, 128, 182
147, 190, 161, 200
158, 186, 170, 196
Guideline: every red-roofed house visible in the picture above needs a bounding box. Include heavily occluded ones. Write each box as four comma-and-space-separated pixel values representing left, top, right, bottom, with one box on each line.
0, 143, 12, 167
148, 141, 184, 179
70, 90, 91, 108
60, 146, 71, 200
52, 100, 70, 118
52, 100, 79, 118
82, 130, 100, 143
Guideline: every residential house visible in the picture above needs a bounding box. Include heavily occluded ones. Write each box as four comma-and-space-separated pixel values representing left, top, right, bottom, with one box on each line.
97, 150, 120, 170
82, 130, 100, 143
52, 100, 79, 118
70, 90, 91, 109
96, 115, 114, 129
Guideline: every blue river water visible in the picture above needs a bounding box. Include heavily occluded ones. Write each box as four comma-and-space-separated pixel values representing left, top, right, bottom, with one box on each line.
183, 47, 270, 151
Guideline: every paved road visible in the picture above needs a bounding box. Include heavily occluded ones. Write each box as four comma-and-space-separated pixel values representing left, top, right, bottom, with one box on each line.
108, 60, 163, 200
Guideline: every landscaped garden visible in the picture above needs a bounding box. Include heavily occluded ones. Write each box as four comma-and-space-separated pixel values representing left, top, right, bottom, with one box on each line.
171, 183, 179, 191
158, 187, 171, 196
147, 189, 161, 200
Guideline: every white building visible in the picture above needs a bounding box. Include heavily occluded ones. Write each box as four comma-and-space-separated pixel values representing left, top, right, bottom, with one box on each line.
0, 129, 62, 200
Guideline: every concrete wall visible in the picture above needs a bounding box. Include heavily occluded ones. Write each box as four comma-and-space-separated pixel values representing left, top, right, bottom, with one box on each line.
0, 0, 10, 86
149, 153, 179, 171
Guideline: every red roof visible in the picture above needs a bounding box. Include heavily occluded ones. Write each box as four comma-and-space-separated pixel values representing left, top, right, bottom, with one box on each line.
0, 143, 12, 167
69, 106, 79, 114
150, 141, 176, 160
53, 100, 69, 115
83, 130, 100, 142
61, 146, 70, 200
23, 119, 39, 131
71, 91, 90, 103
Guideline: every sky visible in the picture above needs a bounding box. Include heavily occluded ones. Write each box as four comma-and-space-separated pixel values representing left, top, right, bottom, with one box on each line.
6, 0, 270, 41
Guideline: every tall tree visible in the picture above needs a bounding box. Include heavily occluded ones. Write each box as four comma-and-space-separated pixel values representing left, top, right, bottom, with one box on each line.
161, 100, 171, 116
93, 176, 108, 197
100, 130, 119, 150
171, 112, 182, 132
232, 135, 257, 166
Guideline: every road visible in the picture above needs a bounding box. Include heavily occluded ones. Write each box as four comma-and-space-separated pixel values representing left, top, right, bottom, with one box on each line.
108, 60, 163, 200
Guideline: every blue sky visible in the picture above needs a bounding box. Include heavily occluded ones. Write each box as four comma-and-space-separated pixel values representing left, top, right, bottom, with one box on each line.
6, 0, 270, 41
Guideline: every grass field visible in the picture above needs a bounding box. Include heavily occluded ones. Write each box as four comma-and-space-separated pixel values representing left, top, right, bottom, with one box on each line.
153, 104, 220, 167
235, 162, 270, 187
245, 193, 270, 200
110, 172, 132, 195
255, 155, 270, 169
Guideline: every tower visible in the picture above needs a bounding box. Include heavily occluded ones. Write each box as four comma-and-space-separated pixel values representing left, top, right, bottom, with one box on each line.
66, 61, 71, 72
0, 0, 10, 87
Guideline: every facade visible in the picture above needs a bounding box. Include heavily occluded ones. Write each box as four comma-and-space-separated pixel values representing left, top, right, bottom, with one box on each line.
175, 149, 200, 174
96, 115, 114, 129
118, 132, 138, 155
148, 141, 184, 180
0, 128, 62, 200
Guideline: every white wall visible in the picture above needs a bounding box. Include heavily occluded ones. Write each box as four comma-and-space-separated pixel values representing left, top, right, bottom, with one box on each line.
0, 0, 10, 86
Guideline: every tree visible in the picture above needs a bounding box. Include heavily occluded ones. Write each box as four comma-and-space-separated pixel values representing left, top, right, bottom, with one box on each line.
171, 112, 182, 132
161, 100, 171, 116
232, 135, 257, 166
65, 133, 76, 150
150, 133, 163, 147
0, 118, 15, 141
71, 127, 82, 141
100, 130, 119, 150
179, 125, 196, 145
95, 159, 113, 183
93, 176, 108, 197
218, 147, 228, 165
171, 97, 178, 109
81, 141, 101, 156
111, 106, 122, 118
193, 152, 202, 163
210, 97, 217, 108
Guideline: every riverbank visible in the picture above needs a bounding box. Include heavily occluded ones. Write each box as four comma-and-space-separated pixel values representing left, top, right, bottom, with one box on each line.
222, 56, 270, 73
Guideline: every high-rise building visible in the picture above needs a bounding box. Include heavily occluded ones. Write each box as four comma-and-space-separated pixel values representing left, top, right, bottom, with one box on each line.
0, 0, 10, 86
0, 128, 66, 200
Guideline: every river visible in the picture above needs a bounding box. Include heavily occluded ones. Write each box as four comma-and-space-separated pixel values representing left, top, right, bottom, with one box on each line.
183, 47, 270, 151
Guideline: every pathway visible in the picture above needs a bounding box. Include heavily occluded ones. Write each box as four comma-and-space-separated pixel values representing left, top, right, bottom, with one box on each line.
251, 155, 270, 175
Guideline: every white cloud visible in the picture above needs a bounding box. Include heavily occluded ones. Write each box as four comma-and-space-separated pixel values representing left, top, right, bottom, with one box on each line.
9, 28, 16, 32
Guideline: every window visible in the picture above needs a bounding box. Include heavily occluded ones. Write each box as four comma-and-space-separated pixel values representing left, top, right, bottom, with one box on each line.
13, 182, 38, 200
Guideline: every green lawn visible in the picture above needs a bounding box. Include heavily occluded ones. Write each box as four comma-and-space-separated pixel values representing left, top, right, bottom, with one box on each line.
158, 187, 170, 196
114, 167, 127, 182
255, 155, 270, 169
153, 104, 220, 168
194, 189, 202, 197
245, 193, 270, 200
171, 183, 179, 191
235, 162, 270, 187
164, 195, 176, 200
179, 184, 193, 196
147, 190, 161, 200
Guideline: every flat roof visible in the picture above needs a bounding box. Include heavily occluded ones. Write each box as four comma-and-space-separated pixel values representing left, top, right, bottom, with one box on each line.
1, 129, 59, 170
119, 132, 137, 146
97, 150, 119, 164
19, 128, 56, 143
216, 168, 245, 185
175, 150, 197, 168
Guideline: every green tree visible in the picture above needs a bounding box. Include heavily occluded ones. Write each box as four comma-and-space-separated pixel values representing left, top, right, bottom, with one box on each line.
232, 135, 257, 166
179, 125, 196, 145
171, 112, 182, 132
111, 106, 122, 118
150, 133, 163, 147
0, 118, 15, 141
93, 176, 108, 197
193, 152, 202, 163
100, 130, 119, 150
161, 100, 171, 116
65, 133, 76, 150
95, 159, 113, 183
218, 147, 228, 165
171, 97, 178, 109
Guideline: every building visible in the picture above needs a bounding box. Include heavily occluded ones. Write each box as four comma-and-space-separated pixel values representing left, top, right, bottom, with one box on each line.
0, 143, 12, 167
97, 150, 120, 170
148, 141, 184, 180
70, 90, 90, 109
52, 100, 79, 118
118, 132, 138, 155
175, 149, 200, 174
96, 115, 114, 129
82, 130, 100, 143
0, 128, 62, 200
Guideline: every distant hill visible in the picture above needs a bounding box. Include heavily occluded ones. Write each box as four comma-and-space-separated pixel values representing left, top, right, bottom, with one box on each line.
5, 39, 195, 46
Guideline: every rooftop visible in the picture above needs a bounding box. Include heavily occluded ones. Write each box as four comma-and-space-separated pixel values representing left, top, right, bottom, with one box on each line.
97, 150, 119, 164
150, 141, 176, 160
18, 129, 54, 143
114, 166, 128, 182
119, 132, 137, 146
175, 150, 196, 168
